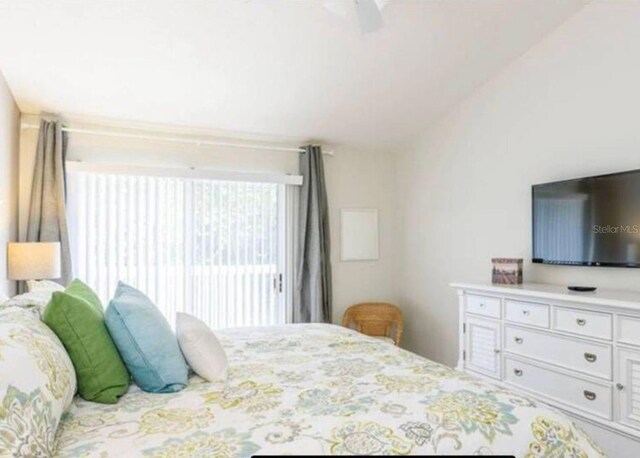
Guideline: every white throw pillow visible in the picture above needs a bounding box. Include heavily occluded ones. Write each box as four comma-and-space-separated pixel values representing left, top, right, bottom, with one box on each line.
176, 312, 228, 382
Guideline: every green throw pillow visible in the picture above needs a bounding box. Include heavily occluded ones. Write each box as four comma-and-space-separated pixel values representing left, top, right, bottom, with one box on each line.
44, 279, 130, 403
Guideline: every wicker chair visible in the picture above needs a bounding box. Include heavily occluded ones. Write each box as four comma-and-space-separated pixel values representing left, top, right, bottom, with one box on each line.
342, 303, 404, 346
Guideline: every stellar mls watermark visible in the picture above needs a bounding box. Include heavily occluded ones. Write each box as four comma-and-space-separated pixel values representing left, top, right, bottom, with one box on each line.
593, 224, 640, 234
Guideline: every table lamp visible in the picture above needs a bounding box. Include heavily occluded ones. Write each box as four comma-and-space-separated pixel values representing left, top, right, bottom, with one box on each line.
7, 242, 61, 281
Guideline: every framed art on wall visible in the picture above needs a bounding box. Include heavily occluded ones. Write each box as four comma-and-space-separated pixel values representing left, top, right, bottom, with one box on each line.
340, 208, 379, 261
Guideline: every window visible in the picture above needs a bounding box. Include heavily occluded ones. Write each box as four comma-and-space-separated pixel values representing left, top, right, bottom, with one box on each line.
67, 168, 294, 329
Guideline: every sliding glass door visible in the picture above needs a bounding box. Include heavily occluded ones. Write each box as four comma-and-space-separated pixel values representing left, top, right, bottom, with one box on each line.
67, 171, 289, 329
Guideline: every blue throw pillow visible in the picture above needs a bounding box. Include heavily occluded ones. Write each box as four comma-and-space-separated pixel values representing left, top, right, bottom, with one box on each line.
105, 282, 188, 393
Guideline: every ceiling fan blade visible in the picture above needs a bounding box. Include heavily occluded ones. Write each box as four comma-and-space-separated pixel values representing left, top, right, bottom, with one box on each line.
355, 0, 384, 34
323, 0, 349, 17
373, 0, 390, 11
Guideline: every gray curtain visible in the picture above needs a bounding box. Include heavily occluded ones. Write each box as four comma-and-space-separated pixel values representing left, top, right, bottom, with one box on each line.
293, 145, 332, 323
25, 119, 72, 286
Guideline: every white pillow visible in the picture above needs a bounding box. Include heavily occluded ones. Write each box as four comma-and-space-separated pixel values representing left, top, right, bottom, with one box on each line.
0, 290, 59, 319
176, 312, 228, 382
27, 279, 65, 293
0, 307, 77, 455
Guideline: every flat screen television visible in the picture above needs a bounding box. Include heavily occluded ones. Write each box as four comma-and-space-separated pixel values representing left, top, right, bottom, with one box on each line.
532, 169, 640, 267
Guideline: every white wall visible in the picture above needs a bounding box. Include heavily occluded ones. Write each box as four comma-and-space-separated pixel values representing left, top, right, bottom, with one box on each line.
0, 71, 19, 296
325, 148, 399, 324
18, 115, 399, 321
397, 2, 640, 367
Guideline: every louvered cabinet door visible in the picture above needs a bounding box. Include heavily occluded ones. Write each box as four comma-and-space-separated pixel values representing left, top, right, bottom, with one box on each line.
617, 348, 640, 429
465, 316, 502, 379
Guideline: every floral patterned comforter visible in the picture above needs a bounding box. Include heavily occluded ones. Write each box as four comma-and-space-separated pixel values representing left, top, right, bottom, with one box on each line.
53, 324, 605, 457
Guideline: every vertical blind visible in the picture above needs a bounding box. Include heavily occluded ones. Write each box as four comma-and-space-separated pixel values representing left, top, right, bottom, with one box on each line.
67, 171, 286, 329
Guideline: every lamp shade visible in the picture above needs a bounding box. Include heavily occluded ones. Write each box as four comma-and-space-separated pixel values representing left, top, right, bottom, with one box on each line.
7, 242, 61, 281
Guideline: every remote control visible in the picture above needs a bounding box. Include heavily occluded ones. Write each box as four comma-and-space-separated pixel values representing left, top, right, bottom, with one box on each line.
567, 286, 597, 292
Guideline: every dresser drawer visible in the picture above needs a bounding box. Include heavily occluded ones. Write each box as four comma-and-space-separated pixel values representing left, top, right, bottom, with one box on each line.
504, 357, 612, 419
465, 294, 501, 319
505, 299, 549, 328
553, 307, 612, 340
617, 315, 640, 347
504, 325, 612, 380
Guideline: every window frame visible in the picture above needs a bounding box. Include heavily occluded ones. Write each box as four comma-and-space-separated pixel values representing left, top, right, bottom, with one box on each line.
66, 160, 300, 327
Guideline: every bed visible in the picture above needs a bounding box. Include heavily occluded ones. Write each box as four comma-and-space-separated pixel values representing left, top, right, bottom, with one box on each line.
50, 323, 605, 457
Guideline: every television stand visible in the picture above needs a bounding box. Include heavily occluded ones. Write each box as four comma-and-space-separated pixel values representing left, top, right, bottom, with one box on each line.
451, 281, 640, 458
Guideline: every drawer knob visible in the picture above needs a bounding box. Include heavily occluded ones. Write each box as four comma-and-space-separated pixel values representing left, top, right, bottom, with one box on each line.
522, 310, 530, 316
494, 349, 501, 354
514, 337, 523, 344
479, 303, 486, 308
576, 318, 587, 326
584, 353, 597, 363
583, 390, 597, 401
617, 383, 625, 390
514, 369, 523, 376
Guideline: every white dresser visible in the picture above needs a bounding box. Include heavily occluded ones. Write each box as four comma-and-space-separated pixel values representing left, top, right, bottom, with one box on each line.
452, 282, 640, 455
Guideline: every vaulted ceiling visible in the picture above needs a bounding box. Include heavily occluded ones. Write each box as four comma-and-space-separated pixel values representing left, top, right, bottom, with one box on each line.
0, 0, 585, 151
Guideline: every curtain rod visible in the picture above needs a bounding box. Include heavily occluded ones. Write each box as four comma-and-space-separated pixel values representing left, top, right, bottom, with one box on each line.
66, 160, 304, 186
20, 123, 334, 156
